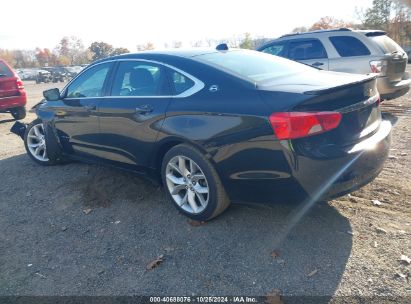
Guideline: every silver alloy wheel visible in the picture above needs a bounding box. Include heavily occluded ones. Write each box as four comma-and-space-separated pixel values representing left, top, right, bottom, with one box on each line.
165, 155, 209, 214
27, 123, 49, 162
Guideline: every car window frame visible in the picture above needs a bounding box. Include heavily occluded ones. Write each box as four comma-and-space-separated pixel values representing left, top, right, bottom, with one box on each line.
286, 38, 328, 60
106, 59, 205, 99
166, 67, 197, 96
62, 62, 115, 99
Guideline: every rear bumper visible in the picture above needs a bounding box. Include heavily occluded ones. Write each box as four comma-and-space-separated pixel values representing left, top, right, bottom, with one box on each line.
222, 120, 391, 204
319, 120, 391, 199
377, 73, 410, 100
0, 95, 27, 111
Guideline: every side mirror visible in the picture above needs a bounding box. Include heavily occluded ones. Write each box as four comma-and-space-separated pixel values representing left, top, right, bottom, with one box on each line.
43, 88, 61, 101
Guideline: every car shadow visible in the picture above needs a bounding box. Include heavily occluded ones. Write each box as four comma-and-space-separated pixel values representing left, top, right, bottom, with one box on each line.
0, 117, 16, 124
0, 153, 352, 301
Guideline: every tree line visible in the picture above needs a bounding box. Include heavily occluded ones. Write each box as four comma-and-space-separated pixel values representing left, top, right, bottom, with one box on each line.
0, 37, 131, 69
291, 0, 410, 46
1, 0, 409, 69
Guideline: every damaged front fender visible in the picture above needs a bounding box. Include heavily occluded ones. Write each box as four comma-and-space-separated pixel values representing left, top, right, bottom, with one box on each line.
29, 100, 46, 113
10, 121, 27, 140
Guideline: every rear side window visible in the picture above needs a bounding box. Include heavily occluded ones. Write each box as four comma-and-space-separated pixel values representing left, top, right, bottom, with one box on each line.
368, 34, 402, 53
0, 61, 13, 77
260, 42, 287, 57
170, 71, 194, 95
288, 39, 327, 60
111, 61, 169, 96
329, 36, 371, 57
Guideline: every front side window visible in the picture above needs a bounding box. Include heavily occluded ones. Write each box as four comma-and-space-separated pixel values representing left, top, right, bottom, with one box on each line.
260, 42, 287, 57
329, 36, 371, 57
111, 61, 169, 96
288, 39, 327, 60
66, 63, 112, 98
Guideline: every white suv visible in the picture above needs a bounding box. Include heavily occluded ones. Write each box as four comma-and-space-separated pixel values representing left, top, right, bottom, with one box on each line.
257, 28, 410, 100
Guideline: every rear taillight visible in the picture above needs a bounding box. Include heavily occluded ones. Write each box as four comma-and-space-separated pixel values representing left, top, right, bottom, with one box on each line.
269, 112, 342, 140
369, 60, 387, 73
16, 77, 24, 89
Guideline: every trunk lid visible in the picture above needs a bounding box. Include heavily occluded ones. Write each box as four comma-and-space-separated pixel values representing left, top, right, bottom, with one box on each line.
259, 70, 380, 146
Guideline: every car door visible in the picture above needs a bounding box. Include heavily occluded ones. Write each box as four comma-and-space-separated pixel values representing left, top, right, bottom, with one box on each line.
287, 38, 329, 69
97, 60, 173, 170
51, 62, 113, 159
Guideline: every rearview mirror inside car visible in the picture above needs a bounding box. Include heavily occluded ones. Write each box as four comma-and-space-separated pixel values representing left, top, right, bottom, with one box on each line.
43, 88, 61, 101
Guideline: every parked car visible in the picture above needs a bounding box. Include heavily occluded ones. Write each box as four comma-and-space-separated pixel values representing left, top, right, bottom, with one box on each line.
65, 66, 83, 78
404, 46, 411, 63
17, 68, 47, 81
35, 69, 52, 83
12, 47, 391, 221
257, 28, 410, 100
0, 59, 27, 120
42, 67, 70, 83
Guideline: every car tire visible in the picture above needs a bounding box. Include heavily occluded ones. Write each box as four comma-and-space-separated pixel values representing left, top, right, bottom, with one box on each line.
161, 144, 230, 221
11, 107, 26, 120
24, 119, 66, 166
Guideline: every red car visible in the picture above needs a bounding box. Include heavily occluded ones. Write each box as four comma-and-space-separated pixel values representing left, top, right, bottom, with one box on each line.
0, 59, 26, 120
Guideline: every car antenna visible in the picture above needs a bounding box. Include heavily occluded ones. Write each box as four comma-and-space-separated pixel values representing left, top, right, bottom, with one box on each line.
216, 43, 229, 51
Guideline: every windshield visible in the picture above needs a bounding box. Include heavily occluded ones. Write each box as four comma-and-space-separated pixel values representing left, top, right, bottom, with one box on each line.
369, 35, 403, 54
193, 49, 314, 83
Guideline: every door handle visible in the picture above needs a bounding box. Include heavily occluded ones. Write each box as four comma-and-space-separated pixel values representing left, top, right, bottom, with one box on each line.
135, 105, 153, 115
312, 62, 324, 67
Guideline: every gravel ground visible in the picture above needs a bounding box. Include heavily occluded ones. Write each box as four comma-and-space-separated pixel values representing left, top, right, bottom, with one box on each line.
0, 73, 410, 300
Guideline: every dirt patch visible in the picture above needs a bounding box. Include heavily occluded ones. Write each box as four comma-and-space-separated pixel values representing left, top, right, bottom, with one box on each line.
75, 166, 160, 208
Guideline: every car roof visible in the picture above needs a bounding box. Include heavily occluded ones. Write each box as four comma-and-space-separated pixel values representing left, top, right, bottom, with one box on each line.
95, 48, 233, 65
256, 28, 387, 50
278, 28, 386, 38
103, 48, 217, 60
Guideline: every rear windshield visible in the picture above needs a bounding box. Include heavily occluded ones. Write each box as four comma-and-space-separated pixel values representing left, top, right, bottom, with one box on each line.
193, 50, 314, 83
0, 61, 13, 77
369, 35, 403, 54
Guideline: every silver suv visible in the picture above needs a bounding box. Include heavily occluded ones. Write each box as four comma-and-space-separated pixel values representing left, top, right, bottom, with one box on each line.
257, 28, 410, 100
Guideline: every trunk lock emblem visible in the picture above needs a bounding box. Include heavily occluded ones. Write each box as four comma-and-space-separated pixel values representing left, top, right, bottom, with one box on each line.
209, 85, 219, 92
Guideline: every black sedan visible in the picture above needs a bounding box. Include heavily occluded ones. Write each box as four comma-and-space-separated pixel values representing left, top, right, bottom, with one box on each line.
16, 47, 392, 221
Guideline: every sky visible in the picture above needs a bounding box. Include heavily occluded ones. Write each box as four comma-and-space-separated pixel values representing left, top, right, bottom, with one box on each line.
0, 0, 374, 51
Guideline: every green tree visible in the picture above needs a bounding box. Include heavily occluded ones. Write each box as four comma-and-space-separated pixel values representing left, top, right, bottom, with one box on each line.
57, 36, 86, 65
239, 33, 253, 49
88, 42, 114, 61
361, 0, 393, 30
111, 47, 130, 56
